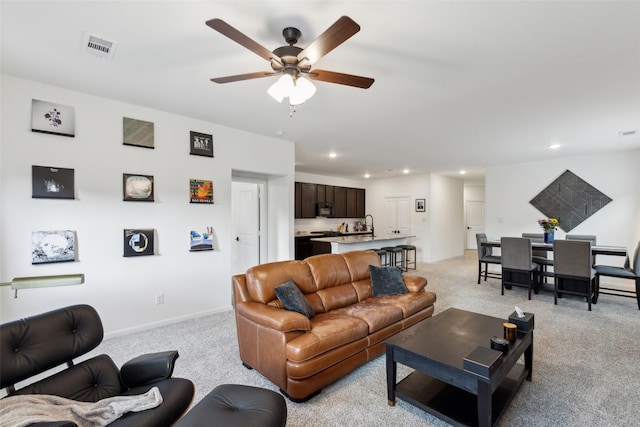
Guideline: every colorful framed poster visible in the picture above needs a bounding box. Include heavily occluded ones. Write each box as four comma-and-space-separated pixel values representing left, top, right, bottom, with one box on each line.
190, 131, 213, 157
190, 227, 214, 251
123, 117, 154, 149
31, 99, 75, 137
123, 174, 154, 201
189, 179, 213, 204
32, 165, 75, 199
32, 230, 76, 264
123, 229, 154, 257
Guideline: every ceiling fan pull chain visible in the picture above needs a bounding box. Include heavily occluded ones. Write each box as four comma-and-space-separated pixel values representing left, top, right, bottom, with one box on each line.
289, 104, 296, 117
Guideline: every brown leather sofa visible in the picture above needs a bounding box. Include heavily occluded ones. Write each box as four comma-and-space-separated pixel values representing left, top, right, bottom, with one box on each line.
232, 250, 436, 402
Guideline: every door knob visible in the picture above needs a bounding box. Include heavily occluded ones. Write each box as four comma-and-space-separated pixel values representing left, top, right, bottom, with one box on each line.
235, 237, 240, 241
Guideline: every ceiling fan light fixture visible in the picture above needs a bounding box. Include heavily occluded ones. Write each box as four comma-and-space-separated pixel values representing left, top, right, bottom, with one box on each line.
288, 76, 316, 106
267, 74, 294, 103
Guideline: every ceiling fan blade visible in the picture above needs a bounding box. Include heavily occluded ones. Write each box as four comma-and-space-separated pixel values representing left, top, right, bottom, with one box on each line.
211, 71, 279, 84
206, 18, 281, 64
307, 69, 374, 89
296, 16, 360, 65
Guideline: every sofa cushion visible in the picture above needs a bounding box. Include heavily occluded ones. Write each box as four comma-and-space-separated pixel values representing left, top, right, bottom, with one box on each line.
374, 291, 437, 318
331, 299, 403, 333
275, 280, 315, 319
370, 265, 408, 296
285, 313, 369, 363
246, 260, 316, 304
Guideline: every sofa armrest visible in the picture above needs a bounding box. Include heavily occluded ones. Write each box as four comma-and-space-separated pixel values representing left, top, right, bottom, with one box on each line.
403, 275, 428, 293
29, 423, 77, 427
120, 351, 179, 388
236, 301, 311, 332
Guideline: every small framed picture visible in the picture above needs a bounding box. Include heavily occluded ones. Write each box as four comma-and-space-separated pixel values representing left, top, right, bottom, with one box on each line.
415, 198, 426, 212
189, 179, 213, 204
31, 99, 75, 137
123, 174, 154, 201
32, 230, 76, 264
190, 131, 213, 157
190, 227, 214, 251
123, 117, 154, 149
124, 229, 154, 257
32, 165, 75, 199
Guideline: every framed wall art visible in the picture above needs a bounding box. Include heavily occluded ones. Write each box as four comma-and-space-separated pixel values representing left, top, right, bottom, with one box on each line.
32, 165, 75, 199
190, 227, 214, 252
123, 117, 154, 149
415, 198, 426, 212
189, 179, 213, 204
190, 131, 213, 157
123, 229, 154, 257
123, 173, 154, 201
32, 230, 76, 264
31, 99, 75, 137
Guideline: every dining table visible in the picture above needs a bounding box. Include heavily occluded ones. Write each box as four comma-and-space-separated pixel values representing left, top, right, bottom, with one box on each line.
481, 240, 628, 257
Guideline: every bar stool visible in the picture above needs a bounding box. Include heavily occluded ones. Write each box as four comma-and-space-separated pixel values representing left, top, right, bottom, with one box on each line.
396, 244, 416, 271
381, 246, 404, 270
373, 248, 389, 266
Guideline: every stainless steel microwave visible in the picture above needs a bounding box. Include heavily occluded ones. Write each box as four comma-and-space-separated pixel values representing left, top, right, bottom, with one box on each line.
316, 203, 333, 217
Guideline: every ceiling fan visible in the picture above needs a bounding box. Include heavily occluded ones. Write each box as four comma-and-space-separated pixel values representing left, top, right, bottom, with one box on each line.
206, 16, 374, 109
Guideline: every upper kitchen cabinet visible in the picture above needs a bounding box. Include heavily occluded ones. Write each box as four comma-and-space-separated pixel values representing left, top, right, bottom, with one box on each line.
356, 188, 366, 218
300, 182, 317, 218
334, 186, 347, 218
346, 188, 357, 218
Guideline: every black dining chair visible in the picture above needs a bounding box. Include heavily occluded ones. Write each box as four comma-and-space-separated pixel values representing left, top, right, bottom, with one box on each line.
501, 237, 540, 300
522, 233, 553, 284
553, 239, 597, 311
476, 233, 501, 284
594, 240, 640, 310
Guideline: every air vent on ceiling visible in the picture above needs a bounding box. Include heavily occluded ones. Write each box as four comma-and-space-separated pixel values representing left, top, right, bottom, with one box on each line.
81, 31, 118, 60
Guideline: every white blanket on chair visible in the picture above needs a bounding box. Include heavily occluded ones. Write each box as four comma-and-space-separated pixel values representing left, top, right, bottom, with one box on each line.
0, 386, 162, 427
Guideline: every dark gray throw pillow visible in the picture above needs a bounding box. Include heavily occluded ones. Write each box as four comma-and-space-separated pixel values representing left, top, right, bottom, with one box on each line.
274, 279, 315, 319
370, 265, 408, 297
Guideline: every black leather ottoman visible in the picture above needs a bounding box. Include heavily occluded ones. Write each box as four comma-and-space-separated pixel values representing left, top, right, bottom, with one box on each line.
175, 384, 287, 427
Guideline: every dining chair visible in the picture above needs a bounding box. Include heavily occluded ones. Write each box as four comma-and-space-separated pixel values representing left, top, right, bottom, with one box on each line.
522, 232, 553, 283
553, 239, 597, 311
501, 237, 540, 300
567, 234, 597, 265
476, 233, 501, 284
594, 240, 640, 310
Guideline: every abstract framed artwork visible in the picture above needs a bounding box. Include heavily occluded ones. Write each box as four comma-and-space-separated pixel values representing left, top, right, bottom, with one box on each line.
190, 227, 214, 251
123, 229, 154, 257
123, 174, 154, 201
190, 131, 213, 157
32, 230, 76, 264
31, 99, 75, 137
189, 179, 213, 204
415, 198, 426, 212
32, 165, 75, 199
123, 117, 154, 149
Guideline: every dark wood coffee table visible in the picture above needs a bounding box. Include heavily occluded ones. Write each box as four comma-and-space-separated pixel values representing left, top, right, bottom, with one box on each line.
386, 307, 533, 427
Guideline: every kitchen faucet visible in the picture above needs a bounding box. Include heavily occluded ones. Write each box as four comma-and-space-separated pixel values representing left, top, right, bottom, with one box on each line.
364, 214, 374, 236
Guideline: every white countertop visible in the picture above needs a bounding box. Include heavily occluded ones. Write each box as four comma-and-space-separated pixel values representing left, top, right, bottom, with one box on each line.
311, 234, 414, 244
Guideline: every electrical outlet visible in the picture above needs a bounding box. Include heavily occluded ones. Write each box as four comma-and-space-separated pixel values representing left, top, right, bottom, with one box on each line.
155, 293, 164, 305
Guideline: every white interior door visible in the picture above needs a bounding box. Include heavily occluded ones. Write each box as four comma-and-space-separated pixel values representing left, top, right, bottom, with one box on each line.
232, 181, 261, 274
384, 197, 410, 235
466, 201, 485, 249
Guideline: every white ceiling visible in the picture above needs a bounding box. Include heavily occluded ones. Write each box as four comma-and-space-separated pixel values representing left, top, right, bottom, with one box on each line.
2, 1, 639, 180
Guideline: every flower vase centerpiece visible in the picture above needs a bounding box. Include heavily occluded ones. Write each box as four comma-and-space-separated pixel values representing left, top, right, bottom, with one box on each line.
537, 218, 559, 243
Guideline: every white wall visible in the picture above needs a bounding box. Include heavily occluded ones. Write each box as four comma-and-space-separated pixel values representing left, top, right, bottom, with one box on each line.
429, 174, 465, 262
485, 150, 640, 286
0, 75, 295, 334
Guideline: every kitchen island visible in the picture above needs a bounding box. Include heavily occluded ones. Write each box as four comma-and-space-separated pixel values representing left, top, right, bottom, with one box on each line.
310, 234, 414, 254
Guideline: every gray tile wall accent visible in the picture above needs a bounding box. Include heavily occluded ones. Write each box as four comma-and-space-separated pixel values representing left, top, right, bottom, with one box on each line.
529, 170, 612, 232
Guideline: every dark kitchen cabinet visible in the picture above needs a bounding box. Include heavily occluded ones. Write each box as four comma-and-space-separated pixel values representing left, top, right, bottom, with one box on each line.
325, 185, 335, 204
300, 182, 316, 218
334, 186, 347, 218
346, 188, 358, 218
316, 184, 326, 203
356, 188, 366, 218
295, 182, 302, 218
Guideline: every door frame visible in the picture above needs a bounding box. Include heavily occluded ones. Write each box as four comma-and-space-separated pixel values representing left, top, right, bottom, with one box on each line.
231, 174, 267, 273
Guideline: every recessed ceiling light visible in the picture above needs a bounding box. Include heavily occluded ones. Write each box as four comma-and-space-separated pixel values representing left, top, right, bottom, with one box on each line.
329, 152, 337, 158
459, 170, 466, 175
548, 144, 561, 150
403, 169, 409, 174
364, 173, 370, 179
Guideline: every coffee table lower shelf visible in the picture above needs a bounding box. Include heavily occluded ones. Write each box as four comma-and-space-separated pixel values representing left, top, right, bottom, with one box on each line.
394, 364, 528, 427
